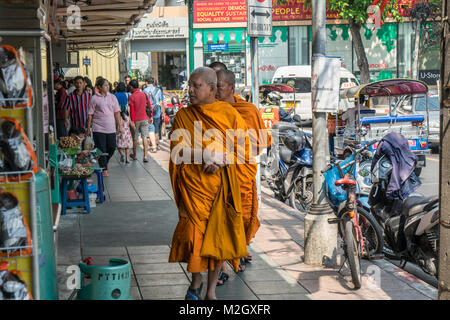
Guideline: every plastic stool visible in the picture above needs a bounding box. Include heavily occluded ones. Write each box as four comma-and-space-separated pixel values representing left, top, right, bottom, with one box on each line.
94, 170, 105, 203
76, 258, 132, 300
61, 176, 91, 215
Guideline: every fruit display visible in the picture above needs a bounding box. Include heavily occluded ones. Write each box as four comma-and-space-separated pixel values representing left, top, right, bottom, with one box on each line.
59, 166, 93, 177
59, 136, 80, 149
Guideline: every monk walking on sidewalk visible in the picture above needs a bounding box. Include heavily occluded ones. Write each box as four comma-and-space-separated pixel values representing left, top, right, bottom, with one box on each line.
215, 69, 271, 279
168, 67, 253, 300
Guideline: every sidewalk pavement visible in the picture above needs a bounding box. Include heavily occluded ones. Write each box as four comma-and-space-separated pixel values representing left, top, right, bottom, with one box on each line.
56, 139, 438, 300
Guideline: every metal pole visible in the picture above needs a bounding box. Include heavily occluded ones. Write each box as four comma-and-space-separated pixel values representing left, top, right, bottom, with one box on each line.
251, 36, 261, 209
438, 0, 450, 300
304, 0, 338, 267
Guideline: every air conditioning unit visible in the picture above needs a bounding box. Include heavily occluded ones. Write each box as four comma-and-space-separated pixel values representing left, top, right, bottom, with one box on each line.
52, 40, 79, 67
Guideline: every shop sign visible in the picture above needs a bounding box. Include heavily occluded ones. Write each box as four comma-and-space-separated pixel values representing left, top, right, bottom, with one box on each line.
311, 55, 341, 113
194, 0, 247, 23
132, 17, 188, 39
419, 70, 440, 85
208, 44, 229, 51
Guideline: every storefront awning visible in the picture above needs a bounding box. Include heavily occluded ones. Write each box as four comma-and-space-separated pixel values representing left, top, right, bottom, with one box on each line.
56, 0, 157, 50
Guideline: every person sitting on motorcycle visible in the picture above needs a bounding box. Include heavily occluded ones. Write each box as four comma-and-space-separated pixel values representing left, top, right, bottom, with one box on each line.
260, 89, 294, 123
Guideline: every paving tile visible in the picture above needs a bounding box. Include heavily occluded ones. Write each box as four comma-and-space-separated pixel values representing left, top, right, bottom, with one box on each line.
382, 289, 432, 300
136, 273, 190, 286
258, 293, 312, 300
82, 246, 128, 256
140, 285, 188, 300
130, 253, 170, 264
237, 269, 286, 282
246, 280, 309, 295
132, 263, 184, 275
130, 287, 142, 300
127, 245, 171, 255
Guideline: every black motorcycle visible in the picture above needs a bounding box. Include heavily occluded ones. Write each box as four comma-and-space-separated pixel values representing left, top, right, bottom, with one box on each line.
263, 115, 314, 212
368, 153, 440, 277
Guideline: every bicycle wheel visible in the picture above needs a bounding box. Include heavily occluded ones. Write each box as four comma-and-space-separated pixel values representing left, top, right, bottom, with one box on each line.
356, 207, 384, 258
344, 218, 362, 289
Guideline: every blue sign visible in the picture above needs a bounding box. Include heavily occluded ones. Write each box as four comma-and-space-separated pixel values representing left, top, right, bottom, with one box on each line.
208, 44, 228, 51
83, 58, 91, 66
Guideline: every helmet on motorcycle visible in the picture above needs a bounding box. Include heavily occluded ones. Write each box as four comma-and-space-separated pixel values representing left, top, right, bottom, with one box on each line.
284, 132, 304, 151
171, 97, 178, 106
267, 91, 282, 106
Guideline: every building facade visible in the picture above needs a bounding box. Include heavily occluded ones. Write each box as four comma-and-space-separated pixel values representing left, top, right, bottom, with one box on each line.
192, 0, 440, 87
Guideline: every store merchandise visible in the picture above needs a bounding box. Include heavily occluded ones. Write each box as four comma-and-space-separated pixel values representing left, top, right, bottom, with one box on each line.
0, 45, 33, 109
0, 192, 32, 255
0, 262, 31, 300
0, 117, 38, 178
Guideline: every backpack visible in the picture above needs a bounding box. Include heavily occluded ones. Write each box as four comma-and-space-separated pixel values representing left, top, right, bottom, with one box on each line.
146, 86, 161, 116
144, 93, 153, 119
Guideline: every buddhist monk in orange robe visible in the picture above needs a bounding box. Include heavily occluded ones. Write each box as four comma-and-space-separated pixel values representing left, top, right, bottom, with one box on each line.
168, 67, 253, 300
216, 69, 271, 275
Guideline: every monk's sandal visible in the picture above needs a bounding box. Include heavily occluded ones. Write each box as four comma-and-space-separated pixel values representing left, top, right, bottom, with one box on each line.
185, 282, 203, 300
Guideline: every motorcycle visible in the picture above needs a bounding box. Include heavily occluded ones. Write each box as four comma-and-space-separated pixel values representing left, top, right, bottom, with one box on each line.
264, 114, 314, 212
165, 96, 181, 139
368, 138, 440, 277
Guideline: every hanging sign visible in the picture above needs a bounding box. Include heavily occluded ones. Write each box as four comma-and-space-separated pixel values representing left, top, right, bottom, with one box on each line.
311, 55, 341, 112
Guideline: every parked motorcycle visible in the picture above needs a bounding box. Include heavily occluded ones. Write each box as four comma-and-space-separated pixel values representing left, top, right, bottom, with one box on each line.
368, 135, 440, 277
264, 114, 314, 212
165, 96, 181, 139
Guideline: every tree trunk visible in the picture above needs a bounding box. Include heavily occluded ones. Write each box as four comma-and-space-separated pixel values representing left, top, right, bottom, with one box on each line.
349, 18, 370, 84
412, 20, 422, 79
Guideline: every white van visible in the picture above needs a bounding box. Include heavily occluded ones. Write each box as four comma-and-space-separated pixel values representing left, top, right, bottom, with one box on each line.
272, 65, 359, 122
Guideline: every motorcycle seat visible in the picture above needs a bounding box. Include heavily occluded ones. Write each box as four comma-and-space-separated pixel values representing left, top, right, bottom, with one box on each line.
402, 196, 432, 217
335, 176, 357, 187
272, 122, 300, 133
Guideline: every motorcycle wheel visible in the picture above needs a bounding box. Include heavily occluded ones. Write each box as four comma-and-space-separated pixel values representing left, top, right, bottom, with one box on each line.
289, 175, 313, 213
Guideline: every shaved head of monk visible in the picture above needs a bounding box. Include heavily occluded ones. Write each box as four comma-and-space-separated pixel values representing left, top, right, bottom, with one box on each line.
188, 67, 217, 106
216, 69, 236, 104
208, 61, 228, 72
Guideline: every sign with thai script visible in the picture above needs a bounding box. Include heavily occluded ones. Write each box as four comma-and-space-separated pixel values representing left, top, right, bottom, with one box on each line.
208, 44, 229, 51
132, 17, 188, 39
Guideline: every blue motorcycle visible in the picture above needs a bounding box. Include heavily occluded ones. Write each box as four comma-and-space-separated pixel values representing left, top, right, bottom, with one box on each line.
322, 141, 384, 258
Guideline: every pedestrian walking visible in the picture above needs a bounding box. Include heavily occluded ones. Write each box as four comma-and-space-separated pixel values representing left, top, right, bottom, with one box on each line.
216, 69, 271, 274
64, 75, 92, 130
54, 78, 68, 138
116, 111, 133, 163
114, 82, 130, 113
86, 77, 122, 176
168, 67, 252, 300
143, 77, 164, 152
128, 79, 151, 162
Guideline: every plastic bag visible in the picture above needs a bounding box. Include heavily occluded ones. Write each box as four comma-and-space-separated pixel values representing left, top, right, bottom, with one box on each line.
0, 117, 38, 181
0, 263, 31, 300
0, 192, 32, 256
0, 45, 33, 109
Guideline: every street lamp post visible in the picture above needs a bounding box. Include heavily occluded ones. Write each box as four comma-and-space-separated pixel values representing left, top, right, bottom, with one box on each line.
303, 0, 338, 267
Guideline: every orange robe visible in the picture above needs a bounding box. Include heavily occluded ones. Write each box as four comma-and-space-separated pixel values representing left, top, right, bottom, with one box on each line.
232, 94, 271, 244
168, 100, 254, 273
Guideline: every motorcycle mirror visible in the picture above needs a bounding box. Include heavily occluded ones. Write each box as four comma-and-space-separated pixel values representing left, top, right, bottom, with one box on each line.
293, 114, 301, 122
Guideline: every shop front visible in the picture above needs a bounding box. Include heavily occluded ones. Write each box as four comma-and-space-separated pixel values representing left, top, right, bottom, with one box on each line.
130, 7, 189, 89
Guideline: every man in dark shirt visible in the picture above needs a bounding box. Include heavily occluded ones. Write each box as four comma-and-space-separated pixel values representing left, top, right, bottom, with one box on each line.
54, 78, 68, 138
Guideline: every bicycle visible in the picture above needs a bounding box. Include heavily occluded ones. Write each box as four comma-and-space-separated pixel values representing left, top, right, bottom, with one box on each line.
322, 140, 383, 289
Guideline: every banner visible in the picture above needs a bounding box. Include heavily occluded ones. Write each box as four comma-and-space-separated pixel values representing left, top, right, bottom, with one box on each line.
193, 0, 418, 24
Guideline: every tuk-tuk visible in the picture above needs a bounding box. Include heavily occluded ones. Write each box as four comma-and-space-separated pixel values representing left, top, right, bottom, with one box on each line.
335, 79, 431, 175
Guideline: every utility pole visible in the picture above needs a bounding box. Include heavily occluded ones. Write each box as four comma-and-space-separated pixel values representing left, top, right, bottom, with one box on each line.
438, 0, 450, 300
304, 0, 338, 266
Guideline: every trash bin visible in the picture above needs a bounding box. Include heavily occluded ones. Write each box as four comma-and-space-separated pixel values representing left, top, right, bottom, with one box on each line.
76, 258, 132, 300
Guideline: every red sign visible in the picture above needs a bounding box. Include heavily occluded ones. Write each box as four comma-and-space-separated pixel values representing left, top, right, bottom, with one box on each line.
193, 0, 416, 24
194, 0, 247, 23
